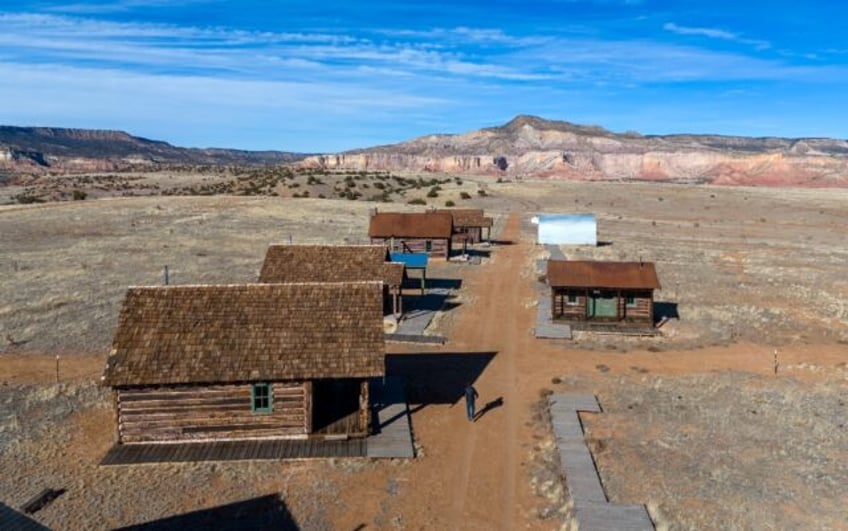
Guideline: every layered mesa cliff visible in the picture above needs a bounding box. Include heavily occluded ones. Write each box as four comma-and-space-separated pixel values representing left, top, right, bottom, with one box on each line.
0, 126, 304, 177
300, 115, 848, 187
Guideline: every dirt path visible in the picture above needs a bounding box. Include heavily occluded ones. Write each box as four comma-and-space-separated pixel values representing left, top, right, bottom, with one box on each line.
440, 212, 541, 529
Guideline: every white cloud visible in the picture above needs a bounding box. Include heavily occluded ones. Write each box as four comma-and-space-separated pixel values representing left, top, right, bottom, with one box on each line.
663, 22, 770, 50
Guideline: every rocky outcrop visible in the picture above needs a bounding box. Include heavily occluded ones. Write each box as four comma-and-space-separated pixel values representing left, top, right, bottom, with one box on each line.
300, 115, 848, 187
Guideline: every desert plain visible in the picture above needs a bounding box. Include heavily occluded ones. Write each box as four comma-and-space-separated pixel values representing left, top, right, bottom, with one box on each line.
1, 176, 847, 530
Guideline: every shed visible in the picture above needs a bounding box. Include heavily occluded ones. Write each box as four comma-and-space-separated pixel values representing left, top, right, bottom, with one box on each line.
368, 212, 454, 258
258, 244, 406, 316
102, 282, 385, 444
547, 260, 660, 324
435, 208, 494, 244
535, 214, 597, 245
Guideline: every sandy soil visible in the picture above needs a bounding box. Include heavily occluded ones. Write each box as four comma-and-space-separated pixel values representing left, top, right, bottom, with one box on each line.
1, 185, 847, 529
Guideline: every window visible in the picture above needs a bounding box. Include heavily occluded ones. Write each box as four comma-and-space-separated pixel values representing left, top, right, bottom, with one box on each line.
566, 294, 578, 305
251, 383, 272, 413
425, 240, 432, 252
625, 295, 636, 308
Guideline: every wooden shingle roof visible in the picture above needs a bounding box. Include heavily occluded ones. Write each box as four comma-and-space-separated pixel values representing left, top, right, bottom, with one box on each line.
436, 208, 494, 228
368, 212, 453, 239
258, 244, 404, 287
103, 282, 385, 387
547, 260, 661, 290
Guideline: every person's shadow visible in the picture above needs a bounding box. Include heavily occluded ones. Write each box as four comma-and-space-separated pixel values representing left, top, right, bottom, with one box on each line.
474, 397, 504, 422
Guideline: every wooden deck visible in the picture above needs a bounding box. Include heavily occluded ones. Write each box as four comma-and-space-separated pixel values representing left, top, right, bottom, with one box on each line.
100, 437, 366, 466
549, 394, 654, 531
366, 377, 415, 458
535, 292, 573, 340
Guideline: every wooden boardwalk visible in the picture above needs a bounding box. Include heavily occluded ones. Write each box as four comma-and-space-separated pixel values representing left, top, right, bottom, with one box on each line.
367, 377, 415, 459
545, 244, 566, 260
100, 437, 366, 466
549, 394, 654, 531
535, 292, 573, 340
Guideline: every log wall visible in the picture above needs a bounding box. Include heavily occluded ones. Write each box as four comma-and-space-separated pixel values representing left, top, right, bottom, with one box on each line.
552, 288, 654, 323
621, 290, 653, 323
372, 237, 450, 258
552, 289, 587, 320
116, 382, 307, 443
454, 226, 482, 243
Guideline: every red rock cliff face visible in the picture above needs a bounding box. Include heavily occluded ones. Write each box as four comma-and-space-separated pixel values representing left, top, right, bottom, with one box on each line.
299, 116, 848, 188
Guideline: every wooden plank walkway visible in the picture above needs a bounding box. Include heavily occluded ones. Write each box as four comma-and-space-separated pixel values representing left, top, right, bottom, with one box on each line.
366, 377, 415, 459
549, 394, 654, 531
545, 244, 566, 260
100, 437, 366, 466
535, 290, 573, 340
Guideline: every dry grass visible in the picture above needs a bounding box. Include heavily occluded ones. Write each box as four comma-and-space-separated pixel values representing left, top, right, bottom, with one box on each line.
487, 180, 848, 347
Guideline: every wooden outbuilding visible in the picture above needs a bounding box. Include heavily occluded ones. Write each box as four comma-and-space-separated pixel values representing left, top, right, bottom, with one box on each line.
436, 208, 494, 244
258, 244, 406, 317
102, 282, 385, 444
368, 211, 454, 259
547, 260, 660, 324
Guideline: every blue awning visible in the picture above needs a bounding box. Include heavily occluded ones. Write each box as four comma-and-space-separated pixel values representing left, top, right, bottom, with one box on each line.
390, 253, 428, 269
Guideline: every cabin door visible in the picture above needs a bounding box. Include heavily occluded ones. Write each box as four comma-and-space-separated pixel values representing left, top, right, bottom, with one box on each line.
589, 291, 617, 318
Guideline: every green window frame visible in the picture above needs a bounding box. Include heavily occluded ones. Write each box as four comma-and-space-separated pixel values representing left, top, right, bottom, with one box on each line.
566, 294, 578, 305
625, 295, 636, 308
251, 383, 273, 414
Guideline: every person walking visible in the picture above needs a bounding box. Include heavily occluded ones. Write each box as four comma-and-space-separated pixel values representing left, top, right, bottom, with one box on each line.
464, 383, 479, 421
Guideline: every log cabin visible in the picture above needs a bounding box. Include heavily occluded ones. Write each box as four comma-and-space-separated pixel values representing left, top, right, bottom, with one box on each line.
435, 208, 494, 244
258, 244, 406, 317
368, 211, 454, 259
101, 282, 385, 444
547, 260, 661, 324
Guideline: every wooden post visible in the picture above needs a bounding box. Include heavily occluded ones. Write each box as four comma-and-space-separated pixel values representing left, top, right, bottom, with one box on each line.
617, 289, 622, 320
360, 380, 370, 435
773, 349, 779, 375
304, 381, 313, 434
55, 354, 60, 383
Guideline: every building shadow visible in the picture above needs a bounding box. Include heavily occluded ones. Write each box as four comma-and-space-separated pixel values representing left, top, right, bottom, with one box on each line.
0, 501, 50, 531
464, 248, 491, 259
597, 240, 613, 247
421, 278, 463, 291
385, 351, 497, 406
488, 239, 514, 246
653, 301, 679, 324
474, 397, 503, 422
114, 495, 298, 531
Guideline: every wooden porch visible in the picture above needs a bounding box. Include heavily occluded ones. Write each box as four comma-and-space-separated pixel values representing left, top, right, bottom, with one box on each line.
100, 437, 366, 465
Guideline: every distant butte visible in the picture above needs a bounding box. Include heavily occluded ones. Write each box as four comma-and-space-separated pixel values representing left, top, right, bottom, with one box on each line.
298, 115, 848, 187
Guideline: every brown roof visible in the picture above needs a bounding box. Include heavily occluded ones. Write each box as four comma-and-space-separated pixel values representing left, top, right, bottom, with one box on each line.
436, 209, 493, 228
258, 244, 404, 287
368, 212, 453, 239
103, 282, 385, 387
547, 260, 661, 290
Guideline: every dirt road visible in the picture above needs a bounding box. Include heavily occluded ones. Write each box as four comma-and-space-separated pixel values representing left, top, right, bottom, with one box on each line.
436, 212, 545, 529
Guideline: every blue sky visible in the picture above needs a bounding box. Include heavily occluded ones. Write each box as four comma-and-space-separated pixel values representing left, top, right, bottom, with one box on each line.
1, 0, 847, 152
